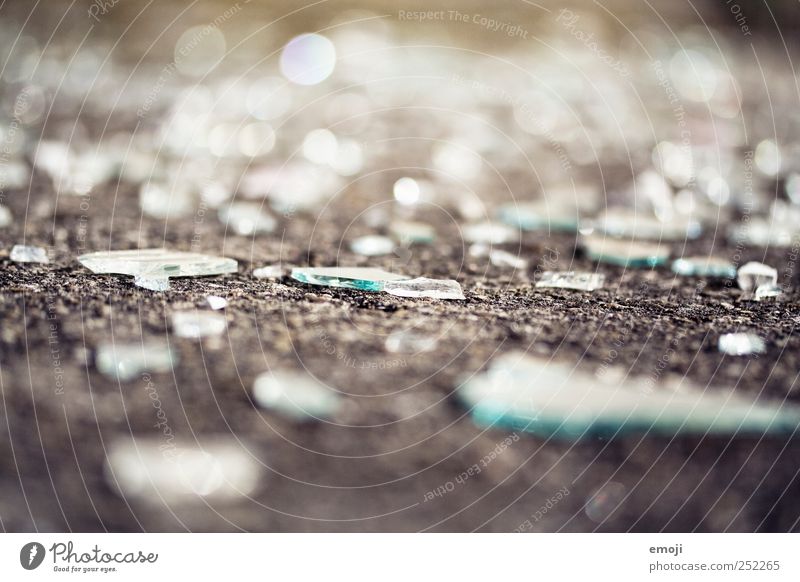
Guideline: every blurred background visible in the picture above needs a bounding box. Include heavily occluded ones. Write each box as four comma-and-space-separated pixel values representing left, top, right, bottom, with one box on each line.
2, 0, 800, 533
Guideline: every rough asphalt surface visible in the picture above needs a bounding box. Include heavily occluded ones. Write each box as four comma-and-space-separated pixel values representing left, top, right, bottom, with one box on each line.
1, 174, 799, 533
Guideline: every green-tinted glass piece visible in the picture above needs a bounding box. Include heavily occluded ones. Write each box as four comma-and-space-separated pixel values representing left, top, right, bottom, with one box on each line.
672, 256, 736, 278
290, 267, 409, 291
458, 352, 800, 439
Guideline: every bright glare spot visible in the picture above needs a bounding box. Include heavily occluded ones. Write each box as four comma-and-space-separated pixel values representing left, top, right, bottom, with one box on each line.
706, 176, 730, 206
393, 177, 420, 206
330, 139, 363, 176
303, 129, 338, 165
238, 122, 276, 157
652, 141, 694, 187
208, 123, 239, 157
280, 33, 336, 86
755, 139, 781, 176
670, 49, 718, 103
174, 25, 227, 77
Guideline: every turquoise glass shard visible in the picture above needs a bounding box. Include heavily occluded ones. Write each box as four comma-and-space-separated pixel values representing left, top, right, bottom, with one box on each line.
582, 234, 669, 267
290, 266, 409, 291
498, 201, 579, 233
457, 352, 800, 439
672, 256, 736, 278
78, 249, 238, 285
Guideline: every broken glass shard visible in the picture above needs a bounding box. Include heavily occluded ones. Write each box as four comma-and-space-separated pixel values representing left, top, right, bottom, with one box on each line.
385, 330, 438, 353
469, 244, 528, 269
457, 352, 800, 438
206, 295, 228, 310
718, 333, 766, 355
671, 256, 736, 278
10, 244, 49, 264
591, 208, 701, 241
218, 202, 276, 235
171, 311, 227, 338
105, 437, 261, 505
253, 370, 341, 421
253, 264, 284, 279
96, 341, 177, 381
737, 261, 777, 293
133, 272, 170, 291
78, 249, 238, 287
498, 201, 579, 232
350, 235, 395, 256
462, 222, 519, 244
291, 267, 409, 291
754, 284, 782, 301
390, 221, 436, 244
383, 277, 465, 300
536, 271, 605, 291
582, 234, 669, 267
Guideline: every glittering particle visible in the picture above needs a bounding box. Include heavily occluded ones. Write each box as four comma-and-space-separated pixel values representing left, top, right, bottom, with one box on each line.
393, 177, 420, 206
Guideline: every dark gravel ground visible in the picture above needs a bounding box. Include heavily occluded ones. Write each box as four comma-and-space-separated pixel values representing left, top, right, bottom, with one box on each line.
1, 171, 800, 533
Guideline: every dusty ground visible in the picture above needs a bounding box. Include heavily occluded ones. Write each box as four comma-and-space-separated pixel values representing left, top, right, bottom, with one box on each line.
1, 170, 799, 533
